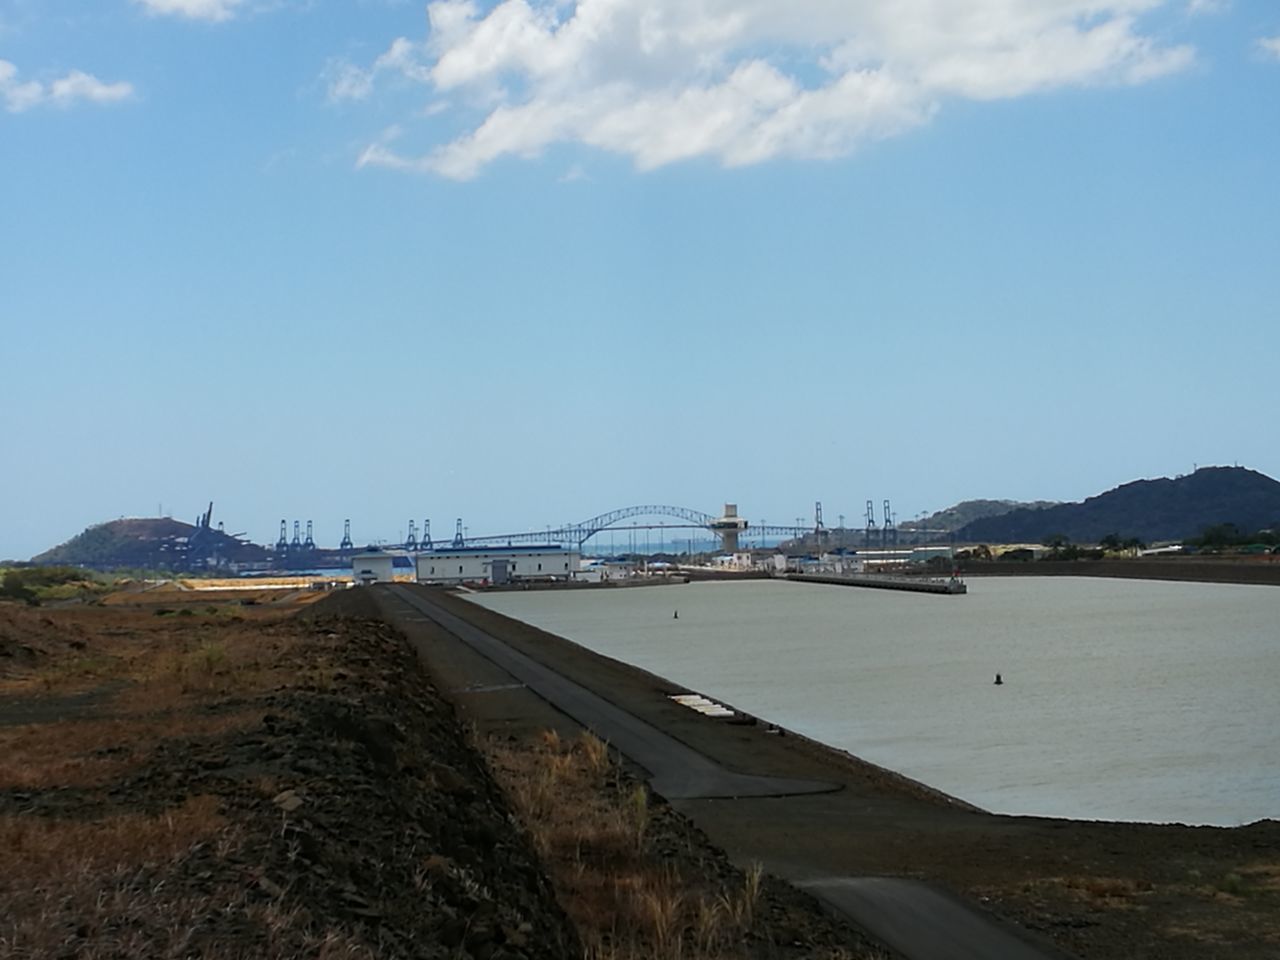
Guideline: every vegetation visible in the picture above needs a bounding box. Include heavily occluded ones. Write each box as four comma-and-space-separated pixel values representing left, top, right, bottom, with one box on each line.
1187, 523, 1279, 552
957, 466, 1280, 545
900, 499, 1058, 533
1040, 535, 1104, 562
0, 566, 110, 606
1099, 533, 1146, 554
484, 729, 879, 959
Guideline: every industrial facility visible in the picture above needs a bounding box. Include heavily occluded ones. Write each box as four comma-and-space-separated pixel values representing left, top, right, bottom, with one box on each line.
352, 548, 397, 585
416, 545, 580, 585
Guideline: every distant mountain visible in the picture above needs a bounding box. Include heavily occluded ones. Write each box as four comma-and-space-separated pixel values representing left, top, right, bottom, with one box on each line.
899, 499, 1058, 532
956, 467, 1280, 545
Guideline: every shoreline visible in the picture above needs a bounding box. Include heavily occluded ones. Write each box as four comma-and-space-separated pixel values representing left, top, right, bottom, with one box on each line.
960, 557, 1280, 586
469, 576, 1274, 828
403, 586, 1279, 960
461, 586, 1275, 829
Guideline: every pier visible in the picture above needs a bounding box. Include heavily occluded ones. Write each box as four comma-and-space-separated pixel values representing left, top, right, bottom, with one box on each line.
785, 573, 967, 595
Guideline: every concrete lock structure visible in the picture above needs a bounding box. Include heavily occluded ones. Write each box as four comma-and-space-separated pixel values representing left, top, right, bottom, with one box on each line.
352, 548, 396, 585
709, 503, 748, 552
416, 545, 580, 585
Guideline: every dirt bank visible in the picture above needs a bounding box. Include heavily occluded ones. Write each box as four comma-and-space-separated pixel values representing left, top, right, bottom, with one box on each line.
0, 595, 578, 959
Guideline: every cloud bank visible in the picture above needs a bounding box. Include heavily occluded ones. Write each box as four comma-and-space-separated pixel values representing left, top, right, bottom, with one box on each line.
1259, 36, 1280, 60
340, 0, 1197, 179
0, 60, 134, 113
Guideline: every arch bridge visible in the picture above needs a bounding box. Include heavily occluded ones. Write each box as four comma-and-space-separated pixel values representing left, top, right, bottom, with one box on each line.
466, 504, 811, 552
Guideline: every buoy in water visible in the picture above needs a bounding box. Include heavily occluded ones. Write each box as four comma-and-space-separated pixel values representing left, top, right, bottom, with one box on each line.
994, 673, 1004, 685
673, 610, 679, 619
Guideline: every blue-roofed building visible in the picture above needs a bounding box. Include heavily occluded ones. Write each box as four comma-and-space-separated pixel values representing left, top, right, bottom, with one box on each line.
416, 544, 581, 585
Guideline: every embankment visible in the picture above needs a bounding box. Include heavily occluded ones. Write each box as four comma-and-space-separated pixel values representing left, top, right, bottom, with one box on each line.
961, 557, 1280, 585
0, 593, 580, 959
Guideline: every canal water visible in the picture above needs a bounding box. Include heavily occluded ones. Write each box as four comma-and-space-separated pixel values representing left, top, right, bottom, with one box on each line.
471, 577, 1279, 826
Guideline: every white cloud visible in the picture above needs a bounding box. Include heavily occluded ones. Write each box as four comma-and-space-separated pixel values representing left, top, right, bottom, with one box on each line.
325, 60, 376, 102
1187, 0, 1228, 14
133, 0, 245, 22
1259, 36, 1280, 61
326, 37, 439, 103
349, 0, 1198, 179
1, 60, 134, 113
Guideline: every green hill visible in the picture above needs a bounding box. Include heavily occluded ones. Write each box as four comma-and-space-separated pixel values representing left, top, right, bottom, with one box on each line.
899, 499, 1058, 532
956, 467, 1280, 545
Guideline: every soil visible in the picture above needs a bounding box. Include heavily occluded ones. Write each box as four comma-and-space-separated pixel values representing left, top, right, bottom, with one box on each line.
0, 604, 93, 677
0, 596, 579, 959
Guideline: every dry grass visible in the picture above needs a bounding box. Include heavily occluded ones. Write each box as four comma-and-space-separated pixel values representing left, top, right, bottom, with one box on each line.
0, 595, 409, 960
0, 864, 379, 960
0, 710, 260, 789
0, 597, 373, 960
484, 728, 873, 960
0, 795, 226, 881
0, 603, 305, 701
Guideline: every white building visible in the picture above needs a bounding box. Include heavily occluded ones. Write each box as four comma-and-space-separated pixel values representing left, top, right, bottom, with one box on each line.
352, 549, 396, 585
416, 545, 580, 585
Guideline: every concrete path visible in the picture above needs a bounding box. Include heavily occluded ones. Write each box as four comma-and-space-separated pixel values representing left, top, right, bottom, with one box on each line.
385, 585, 1074, 960
389, 585, 835, 800
799, 878, 1067, 960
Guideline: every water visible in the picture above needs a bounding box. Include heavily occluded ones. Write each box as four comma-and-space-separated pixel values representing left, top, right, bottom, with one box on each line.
471, 577, 1280, 826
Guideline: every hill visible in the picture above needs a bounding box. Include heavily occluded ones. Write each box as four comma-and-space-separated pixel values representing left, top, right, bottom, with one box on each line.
956, 467, 1280, 545
899, 499, 1058, 532
33, 512, 266, 570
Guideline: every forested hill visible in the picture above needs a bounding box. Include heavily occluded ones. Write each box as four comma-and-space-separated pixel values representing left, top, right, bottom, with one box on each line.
956, 467, 1280, 545
900, 499, 1059, 532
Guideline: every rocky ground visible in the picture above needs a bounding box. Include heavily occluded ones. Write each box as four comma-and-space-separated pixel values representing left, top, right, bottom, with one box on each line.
0, 589, 892, 959
0, 592, 578, 959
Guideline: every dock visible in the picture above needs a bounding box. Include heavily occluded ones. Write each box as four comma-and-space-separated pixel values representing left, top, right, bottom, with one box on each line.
785, 573, 967, 595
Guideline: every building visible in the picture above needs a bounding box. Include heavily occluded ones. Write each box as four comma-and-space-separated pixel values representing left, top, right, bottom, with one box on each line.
416, 545, 580, 585
352, 548, 397, 585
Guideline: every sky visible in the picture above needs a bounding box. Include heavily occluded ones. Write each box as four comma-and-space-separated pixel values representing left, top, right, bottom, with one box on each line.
2, 0, 1278, 557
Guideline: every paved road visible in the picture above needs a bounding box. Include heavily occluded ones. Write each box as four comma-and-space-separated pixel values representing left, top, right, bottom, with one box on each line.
385, 585, 1075, 960
799, 878, 1072, 960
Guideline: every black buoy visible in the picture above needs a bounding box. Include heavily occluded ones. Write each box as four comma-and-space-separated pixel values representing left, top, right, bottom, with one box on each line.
994, 673, 1004, 685
673, 610, 679, 619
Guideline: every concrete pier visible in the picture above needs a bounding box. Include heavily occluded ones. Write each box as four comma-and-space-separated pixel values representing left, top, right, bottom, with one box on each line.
785, 573, 967, 595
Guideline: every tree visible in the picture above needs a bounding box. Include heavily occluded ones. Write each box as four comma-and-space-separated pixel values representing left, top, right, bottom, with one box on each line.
1042, 533, 1072, 559
1, 571, 38, 605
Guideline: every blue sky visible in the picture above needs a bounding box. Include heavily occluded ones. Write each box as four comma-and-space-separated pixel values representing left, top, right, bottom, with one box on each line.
2, 0, 1278, 558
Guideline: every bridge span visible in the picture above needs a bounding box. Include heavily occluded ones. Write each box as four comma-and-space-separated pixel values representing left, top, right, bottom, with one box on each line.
462, 504, 806, 552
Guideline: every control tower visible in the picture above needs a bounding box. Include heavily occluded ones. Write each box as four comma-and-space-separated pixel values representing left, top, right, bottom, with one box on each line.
709, 503, 748, 552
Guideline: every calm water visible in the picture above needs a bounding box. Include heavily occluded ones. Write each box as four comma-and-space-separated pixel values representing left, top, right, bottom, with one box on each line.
472, 577, 1280, 826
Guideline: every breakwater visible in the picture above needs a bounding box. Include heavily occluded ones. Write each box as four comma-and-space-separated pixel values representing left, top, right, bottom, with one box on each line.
961, 558, 1280, 586
785, 573, 967, 594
